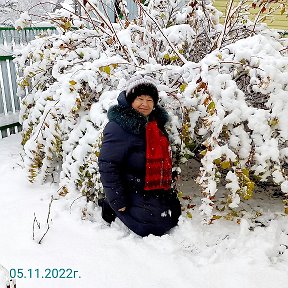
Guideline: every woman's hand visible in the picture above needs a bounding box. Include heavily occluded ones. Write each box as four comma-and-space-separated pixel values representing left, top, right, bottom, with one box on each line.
118, 207, 126, 212
172, 170, 180, 182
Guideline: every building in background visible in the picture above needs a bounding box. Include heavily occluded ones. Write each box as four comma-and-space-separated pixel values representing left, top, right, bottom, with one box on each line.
214, 0, 287, 31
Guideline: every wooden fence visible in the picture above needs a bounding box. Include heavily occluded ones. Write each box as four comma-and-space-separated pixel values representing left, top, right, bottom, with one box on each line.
0, 26, 56, 47
0, 27, 57, 138
0, 55, 21, 138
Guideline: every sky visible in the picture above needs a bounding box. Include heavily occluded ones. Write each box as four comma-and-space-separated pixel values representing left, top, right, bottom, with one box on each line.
0, 134, 287, 288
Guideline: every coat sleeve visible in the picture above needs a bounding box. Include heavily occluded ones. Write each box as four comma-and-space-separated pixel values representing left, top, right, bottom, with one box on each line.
98, 121, 130, 211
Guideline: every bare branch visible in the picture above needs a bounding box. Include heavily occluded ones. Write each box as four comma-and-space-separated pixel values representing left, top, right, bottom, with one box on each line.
135, 1, 187, 65
38, 195, 54, 244
32, 212, 41, 241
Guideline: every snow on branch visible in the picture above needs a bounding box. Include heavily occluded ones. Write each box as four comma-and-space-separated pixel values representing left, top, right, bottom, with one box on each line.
15, 0, 288, 221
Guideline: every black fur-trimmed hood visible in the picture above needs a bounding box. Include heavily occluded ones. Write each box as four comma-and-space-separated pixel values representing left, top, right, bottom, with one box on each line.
107, 91, 170, 135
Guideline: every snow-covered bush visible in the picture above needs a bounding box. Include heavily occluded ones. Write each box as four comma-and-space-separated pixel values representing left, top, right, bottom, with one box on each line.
15, 0, 288, 220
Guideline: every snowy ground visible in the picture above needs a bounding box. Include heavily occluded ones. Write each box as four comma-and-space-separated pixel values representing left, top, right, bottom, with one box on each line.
0, 134, 288, 288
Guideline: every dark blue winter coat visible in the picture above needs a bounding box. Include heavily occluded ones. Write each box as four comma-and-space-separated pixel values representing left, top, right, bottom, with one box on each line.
98, 91, 181, 237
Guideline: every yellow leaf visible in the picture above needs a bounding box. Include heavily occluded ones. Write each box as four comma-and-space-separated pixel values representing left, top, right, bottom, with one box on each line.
186, 211, 192, 219
242, 181, 254, 200
268, 117, 279, 127
247, 181, 255, 192
213, 158, 221, 165
72, 107, 79, 113
170, 55, 179, 62
284, 207, 288, 215
221, 161, 231, 169
280, 7, 285, 15
224, 214, 233, 221
99, 66, 111, 75
255, 211, 262, 217
207, 101, 215, 112
200, 150, 207, 156
283, 199, 288, 206
61, 20, 71, 31
79, 52, 84, 59
216, 53, 222, 60
177, 191, 183, 199
180, 83, 187, 92
242, 168, 249, 177
59, 186, 69, 196
21, 79, 30, 87
163, 53, 170, 60
212, 215, 222, 220
69, 80, 77, 85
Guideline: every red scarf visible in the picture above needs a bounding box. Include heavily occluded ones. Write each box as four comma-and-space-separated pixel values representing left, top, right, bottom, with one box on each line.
144, 121, 172, 191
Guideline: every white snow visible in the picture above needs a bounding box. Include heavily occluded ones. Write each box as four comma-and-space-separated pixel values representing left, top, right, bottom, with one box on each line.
0, 134, 288, 288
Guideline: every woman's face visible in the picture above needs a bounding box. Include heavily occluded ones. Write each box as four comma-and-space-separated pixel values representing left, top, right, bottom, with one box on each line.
132, 95, 154, 116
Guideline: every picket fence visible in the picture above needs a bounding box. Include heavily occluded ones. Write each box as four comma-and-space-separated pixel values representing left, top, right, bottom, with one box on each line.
0, 54, 21, 138
0, 27, 58, 138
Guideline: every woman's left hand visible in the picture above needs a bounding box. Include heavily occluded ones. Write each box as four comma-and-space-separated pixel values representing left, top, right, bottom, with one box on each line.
172, 171, 180, 182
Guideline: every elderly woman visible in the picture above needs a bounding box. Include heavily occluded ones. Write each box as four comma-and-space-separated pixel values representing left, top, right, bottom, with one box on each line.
98, 75, 181, 237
